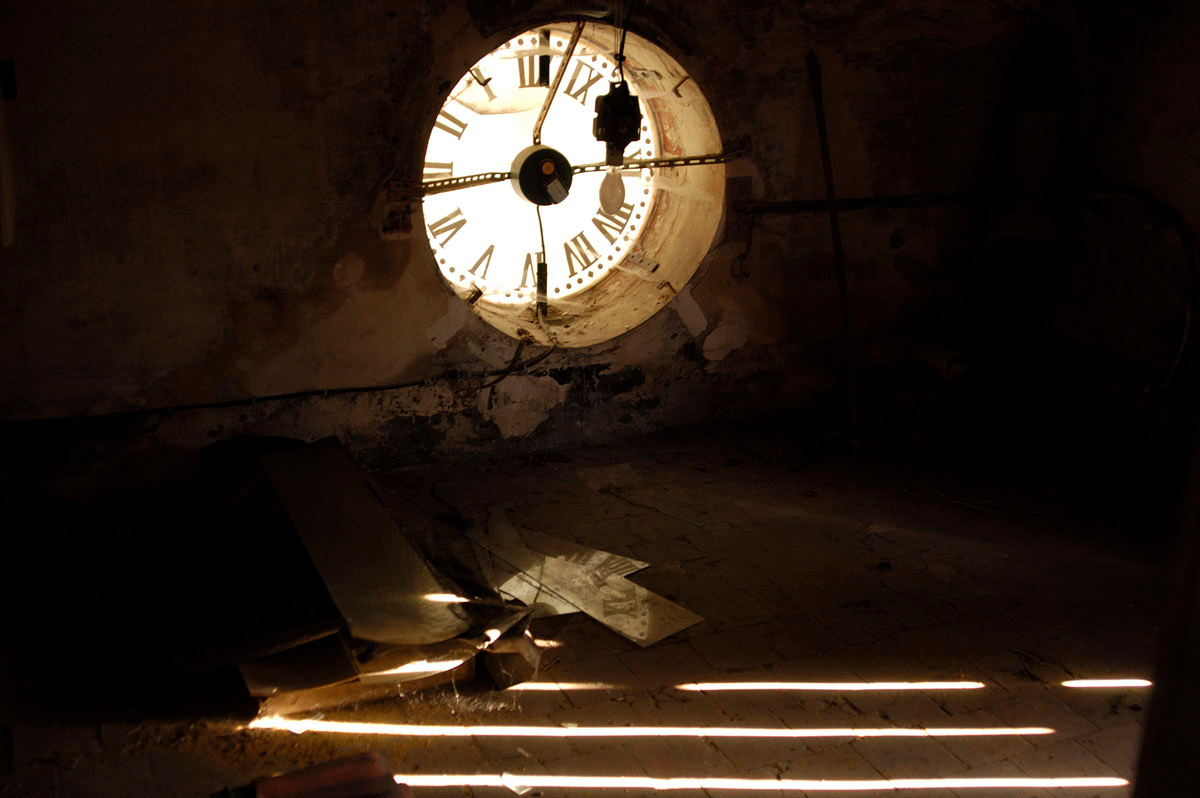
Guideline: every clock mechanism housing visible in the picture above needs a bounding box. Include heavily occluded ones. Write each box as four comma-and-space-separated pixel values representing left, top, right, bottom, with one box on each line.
419, 21, 725, 348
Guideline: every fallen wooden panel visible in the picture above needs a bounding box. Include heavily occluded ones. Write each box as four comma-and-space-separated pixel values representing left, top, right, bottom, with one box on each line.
259, 444, 470, 646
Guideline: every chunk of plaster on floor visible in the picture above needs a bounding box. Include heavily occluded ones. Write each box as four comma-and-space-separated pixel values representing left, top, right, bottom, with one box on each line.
672, 286, 709, 337
482, 376, 568, 438
703, 318, 748, 361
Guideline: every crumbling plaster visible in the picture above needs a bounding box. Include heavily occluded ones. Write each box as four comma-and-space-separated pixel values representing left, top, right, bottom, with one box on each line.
2, 0, 1185, 472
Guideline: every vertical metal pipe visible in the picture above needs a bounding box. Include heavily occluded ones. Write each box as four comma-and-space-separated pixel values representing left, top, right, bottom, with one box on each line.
807, 50, 859, 427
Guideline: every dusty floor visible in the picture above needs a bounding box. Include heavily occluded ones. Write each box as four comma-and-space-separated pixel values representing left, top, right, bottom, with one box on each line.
0, 427, 1174, 796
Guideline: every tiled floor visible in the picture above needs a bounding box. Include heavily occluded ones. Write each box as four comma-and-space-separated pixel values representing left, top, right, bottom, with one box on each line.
1, 428, 1171, 796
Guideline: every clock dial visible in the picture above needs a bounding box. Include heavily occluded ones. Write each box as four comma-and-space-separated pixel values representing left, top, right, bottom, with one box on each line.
422, 26, 661, 306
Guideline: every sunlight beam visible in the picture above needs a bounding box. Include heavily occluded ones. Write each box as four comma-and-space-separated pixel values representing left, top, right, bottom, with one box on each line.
423, 593, 470, 603
1062, 679, 1152, 688
359, 658, 465, 678
392, 773, 1128, 790
248, 716, 1054, 739
504, 681, 616, 691
675, 680, 986, 692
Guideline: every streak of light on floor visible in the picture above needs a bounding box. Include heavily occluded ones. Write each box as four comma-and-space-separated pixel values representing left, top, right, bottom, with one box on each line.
675, 680, 987, 691
1062, 679, 1152, 688
391, 773, 1130, 790
248, 716, 1056, 738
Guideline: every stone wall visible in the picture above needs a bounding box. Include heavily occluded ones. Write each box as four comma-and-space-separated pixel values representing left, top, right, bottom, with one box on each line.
1, 0, 1193, 484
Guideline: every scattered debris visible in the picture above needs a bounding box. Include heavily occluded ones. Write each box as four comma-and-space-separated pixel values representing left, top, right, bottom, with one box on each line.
103, 438, 700, 719
198, 437, 538, 716
471, 508, 702, 646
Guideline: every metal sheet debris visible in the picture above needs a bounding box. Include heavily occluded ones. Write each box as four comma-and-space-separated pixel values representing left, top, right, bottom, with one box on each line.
472, 508, 702, 646
476, 508, 652, 618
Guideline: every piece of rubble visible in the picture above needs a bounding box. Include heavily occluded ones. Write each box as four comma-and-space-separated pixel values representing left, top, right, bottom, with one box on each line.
480, 634, 542, 688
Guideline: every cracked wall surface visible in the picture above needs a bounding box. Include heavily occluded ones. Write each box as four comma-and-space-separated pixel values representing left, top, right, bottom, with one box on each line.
1, 0, 1193, 483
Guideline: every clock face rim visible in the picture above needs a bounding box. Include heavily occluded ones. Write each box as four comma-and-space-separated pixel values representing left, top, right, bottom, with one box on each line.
418, 20, 726, 349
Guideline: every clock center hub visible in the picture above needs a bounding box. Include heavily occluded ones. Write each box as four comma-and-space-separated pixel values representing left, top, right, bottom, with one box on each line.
511, 145, 573, 206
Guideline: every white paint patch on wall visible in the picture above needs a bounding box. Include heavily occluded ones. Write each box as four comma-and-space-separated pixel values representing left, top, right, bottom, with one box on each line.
480, 376, 569, 438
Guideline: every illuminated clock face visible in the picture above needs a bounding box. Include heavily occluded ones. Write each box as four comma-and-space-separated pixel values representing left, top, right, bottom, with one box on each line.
422, 24, 661, 306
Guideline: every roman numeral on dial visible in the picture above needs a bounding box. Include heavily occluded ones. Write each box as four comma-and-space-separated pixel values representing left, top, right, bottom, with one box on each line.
428, 208, 467, 246
562, 61, 603, 105
434, 110, 468, 139
592, 201, 634, 244
468, 244, 494, 279
563, 232, 599, 277
517, 54, 548, 88
469, 67, 496, 101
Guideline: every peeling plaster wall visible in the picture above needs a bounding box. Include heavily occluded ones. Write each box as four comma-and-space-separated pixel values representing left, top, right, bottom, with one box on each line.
2, 0, 1188, 487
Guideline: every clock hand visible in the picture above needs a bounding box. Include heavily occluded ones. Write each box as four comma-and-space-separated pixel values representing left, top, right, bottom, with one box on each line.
532, 21, 584, 145
390, 141, 750, 202
386, 170, 514, 202
571, 139, 751, 175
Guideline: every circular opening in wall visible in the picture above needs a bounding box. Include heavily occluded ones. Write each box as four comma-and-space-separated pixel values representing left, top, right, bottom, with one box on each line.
420, 21, 724, 348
